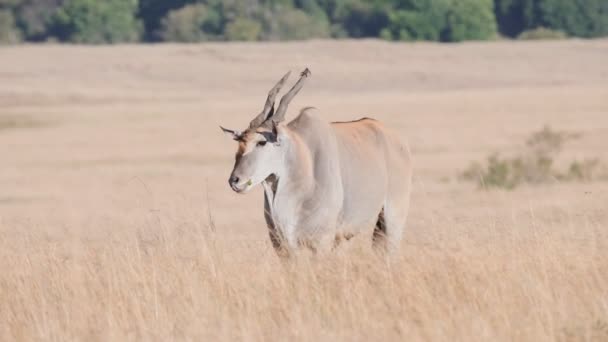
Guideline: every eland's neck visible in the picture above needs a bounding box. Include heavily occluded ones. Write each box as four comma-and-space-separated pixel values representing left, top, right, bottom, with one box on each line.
264, 129, 315, 203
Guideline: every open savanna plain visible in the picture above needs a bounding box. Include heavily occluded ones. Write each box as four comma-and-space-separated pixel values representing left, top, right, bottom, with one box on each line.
1, 40, 607, 341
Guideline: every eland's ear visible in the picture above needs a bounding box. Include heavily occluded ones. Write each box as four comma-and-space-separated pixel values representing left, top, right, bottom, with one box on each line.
271, 120, 286, 146
220, 126, 241, 141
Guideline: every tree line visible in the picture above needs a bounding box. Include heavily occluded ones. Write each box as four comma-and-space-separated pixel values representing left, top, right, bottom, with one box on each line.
1, 0, 607, 44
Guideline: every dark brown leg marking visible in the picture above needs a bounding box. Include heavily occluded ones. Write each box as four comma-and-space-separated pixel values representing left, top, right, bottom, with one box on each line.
373, 207, 387, 243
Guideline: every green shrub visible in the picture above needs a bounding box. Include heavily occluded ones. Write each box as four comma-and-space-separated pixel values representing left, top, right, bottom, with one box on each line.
461, 154, 517, 189
331, 0, 390, 38
0, 0, 23, 8
494, 0, 608, 38
160, 4, 222, 42
14, 0, 62, 41
330, 23, 349, 38
442, 0, 497, 41
461, 126, 606, 189
517, 26, 567, 40
538, 0, 608, 38
493, 0, 538, 37
224, 17, 261, 41
52, 0, 142, 44
2, 0, 606, 43
561, 159, 604, 182
386, 0, 448, 41
138, 0, 191, 41
384, 0, 497, 42
0, 9, 21, 43
268, 7, 330, 40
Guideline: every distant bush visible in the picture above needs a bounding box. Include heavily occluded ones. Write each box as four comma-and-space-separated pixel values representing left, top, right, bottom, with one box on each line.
382, 0, 497, 42
0, 9, 21, 43
384, 1, 448, 41
160, 4, 222, 42
224, 17, 262, 41
330, 0, 390, 38
518, 27, 567, 40
2, 0, 607, 43
138, 0, 191, 41
270, 7, 330, 40
461, 126, 607, 189
14, 0, 62, 41
538, 0, 608, 38
495, 0, 608, 38
51, 0, 142, 44
442, 0, 497, 41
562, 159, 606, 182
493, 0, 538, 37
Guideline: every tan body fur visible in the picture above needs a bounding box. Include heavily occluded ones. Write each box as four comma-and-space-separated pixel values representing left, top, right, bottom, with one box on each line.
262, 108, 412, 254
222, 69, 412, 256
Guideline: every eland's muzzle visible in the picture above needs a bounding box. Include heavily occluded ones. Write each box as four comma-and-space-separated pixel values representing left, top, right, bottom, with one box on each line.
228, 175, 240, 191
229, 175, 249, 193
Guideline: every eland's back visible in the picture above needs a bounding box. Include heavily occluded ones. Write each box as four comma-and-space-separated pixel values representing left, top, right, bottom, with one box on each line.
286, 109, 412, 253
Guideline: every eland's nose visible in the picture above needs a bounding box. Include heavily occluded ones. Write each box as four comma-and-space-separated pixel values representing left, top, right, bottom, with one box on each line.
229, 175, 240, 185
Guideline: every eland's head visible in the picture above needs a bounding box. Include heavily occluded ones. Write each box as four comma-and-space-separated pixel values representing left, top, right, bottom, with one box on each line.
221, 68, 311, 193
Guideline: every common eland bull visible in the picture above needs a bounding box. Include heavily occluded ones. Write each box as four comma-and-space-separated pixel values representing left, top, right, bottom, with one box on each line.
221, 68, 412, 256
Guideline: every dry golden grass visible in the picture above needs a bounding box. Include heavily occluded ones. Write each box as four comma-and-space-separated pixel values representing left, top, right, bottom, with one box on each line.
1, 39, 607, 341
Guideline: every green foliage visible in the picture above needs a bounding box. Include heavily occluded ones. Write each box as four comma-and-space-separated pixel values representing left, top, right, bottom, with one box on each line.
443, 0, 497, 41
224, 17, 262, 41
2, 0, 607, 43
461, 126, 607, 190
493, 0, 537, 37
517, 26, 566, 40
14, 0, 62, 41
138, 0, 192, 40
330, 0, 390, 38
51, 0, 142, 44
384, 0, 449, 41
538, 0, 608, 38
562, 159, 605, 182
263, 6, 330, 40
382, 0, 497, 42
495, 0, 608, 38
160, 4, 222, 42
276, 7, 330, 40
0, 9, 21, 43
0, 0, 24, 8
461, 154, 522, 189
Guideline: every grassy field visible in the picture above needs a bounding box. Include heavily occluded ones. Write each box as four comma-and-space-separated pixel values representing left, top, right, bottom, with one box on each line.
1, 39, 607, 341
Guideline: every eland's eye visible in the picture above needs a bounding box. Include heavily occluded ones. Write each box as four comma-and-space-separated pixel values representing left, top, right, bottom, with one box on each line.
257, 141, 267, 147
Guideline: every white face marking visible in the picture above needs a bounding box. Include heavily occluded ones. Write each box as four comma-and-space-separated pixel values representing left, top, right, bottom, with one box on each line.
229, 128, 286, 193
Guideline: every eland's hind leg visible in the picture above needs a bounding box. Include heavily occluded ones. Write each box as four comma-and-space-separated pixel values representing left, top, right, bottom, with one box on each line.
373, 191, 410, 255
378, 139, 412, 255
372, 208, 387, 250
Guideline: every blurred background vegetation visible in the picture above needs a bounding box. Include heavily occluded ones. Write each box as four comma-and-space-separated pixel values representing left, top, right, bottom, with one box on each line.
0, 0, 606, 44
